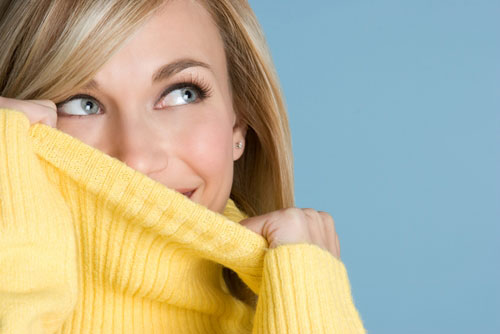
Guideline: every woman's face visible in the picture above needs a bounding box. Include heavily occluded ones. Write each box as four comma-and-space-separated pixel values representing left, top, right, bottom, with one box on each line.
55, 0, 246, 214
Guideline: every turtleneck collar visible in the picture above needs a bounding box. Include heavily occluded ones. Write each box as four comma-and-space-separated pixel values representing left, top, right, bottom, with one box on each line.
27, 121, 268, 295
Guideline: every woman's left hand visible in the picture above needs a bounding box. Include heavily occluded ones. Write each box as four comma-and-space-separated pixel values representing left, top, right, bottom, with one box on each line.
238, 208, 341, 260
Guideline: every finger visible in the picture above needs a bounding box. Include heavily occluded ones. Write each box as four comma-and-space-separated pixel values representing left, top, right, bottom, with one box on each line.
0, 97, 58, 127
27, 100, 58, 127
28, 99, 57, 111
268, 237, 283, 249
302, 208, 329, 251
318, 211, 339, 259
336, 233, 341, 260
238, 214, 272, 237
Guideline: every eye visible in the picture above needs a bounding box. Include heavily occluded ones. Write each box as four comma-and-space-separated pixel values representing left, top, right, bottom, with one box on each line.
156, 86, 201, 109
57, 95, 101, 116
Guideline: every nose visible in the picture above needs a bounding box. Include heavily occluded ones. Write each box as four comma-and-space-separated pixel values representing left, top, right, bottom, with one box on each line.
106, 112, 169, 177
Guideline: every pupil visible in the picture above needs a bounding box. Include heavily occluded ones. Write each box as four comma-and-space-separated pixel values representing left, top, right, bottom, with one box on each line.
80, 99, 97, 114
183, 89, 194, 101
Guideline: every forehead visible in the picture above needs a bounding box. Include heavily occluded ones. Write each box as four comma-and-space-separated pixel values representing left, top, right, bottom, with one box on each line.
93, 0, 227, 85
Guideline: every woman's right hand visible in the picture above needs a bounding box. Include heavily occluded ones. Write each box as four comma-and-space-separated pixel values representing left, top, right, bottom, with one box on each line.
0, 96, 57, 127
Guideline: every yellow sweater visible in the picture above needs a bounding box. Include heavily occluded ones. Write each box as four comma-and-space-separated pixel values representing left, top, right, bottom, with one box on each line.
0, 108, 366, 334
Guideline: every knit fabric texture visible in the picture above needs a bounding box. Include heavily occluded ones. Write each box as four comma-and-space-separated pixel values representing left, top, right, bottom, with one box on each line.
0, 108, 367, 334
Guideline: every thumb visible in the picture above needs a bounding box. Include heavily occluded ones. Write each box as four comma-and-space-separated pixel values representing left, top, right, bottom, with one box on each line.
239, 215, 283, 249
238, 215, 270, 237
28, 99, 57, 128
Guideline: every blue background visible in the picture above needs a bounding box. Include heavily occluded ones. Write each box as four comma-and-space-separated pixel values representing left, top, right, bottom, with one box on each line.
250, 1, 499, 333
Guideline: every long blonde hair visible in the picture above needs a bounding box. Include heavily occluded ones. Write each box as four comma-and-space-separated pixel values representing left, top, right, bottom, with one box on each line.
0, 0, 295, 308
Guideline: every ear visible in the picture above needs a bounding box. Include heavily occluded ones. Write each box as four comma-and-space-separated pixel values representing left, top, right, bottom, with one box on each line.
232, 118, 248, 161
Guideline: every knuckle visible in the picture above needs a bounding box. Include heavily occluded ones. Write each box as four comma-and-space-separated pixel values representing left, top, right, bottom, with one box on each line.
278, 207, 306, 227
281, 207, 303, 217
302, 208, 317, 215
302, 208, 324, 224
318, 211, 335, 226
43, 99, 57, 111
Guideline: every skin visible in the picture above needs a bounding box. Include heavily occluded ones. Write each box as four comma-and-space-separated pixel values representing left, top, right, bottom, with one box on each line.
56, 0, 245, 215
0, 0, 341, 260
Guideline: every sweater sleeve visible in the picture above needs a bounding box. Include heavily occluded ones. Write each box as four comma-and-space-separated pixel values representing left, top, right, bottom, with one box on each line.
251, 243, 367, 334
0, 109, 78, 334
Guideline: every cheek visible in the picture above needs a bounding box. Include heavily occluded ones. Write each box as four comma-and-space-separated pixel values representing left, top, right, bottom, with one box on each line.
56, 118, 103, 148
183, 118, 233, 178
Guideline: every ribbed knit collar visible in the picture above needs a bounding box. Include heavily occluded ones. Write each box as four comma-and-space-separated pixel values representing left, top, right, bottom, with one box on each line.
27, 122, 267, 295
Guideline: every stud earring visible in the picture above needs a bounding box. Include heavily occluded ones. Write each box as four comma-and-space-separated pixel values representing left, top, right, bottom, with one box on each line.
234, 141, 243, 149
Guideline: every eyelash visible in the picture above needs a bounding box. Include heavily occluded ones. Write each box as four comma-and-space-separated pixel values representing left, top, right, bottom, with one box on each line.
158, 75, 213, 106
56, 75, 213, 117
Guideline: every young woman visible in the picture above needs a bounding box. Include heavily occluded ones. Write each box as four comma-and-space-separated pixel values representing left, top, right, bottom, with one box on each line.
0, 0, 366, 333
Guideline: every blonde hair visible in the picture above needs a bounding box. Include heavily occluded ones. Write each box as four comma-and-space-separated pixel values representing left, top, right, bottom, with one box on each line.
0, 0, 295, 308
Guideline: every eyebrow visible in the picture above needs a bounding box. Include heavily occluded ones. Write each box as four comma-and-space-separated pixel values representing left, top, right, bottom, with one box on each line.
81, 58, 212, 90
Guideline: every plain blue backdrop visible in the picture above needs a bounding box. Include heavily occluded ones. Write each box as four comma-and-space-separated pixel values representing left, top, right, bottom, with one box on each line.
249, 1, 499, 333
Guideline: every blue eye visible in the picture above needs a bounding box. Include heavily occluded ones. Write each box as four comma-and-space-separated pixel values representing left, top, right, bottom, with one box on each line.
156, 87, 200, 108
57, 95, 101, 116
180, 87, 198, 103
168, 87, 199, 105
155, 77, 212, 110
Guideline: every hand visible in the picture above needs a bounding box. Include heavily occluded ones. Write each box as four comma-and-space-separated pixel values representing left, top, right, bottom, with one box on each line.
239, 208, 341, 260
0, 96, 58, 127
